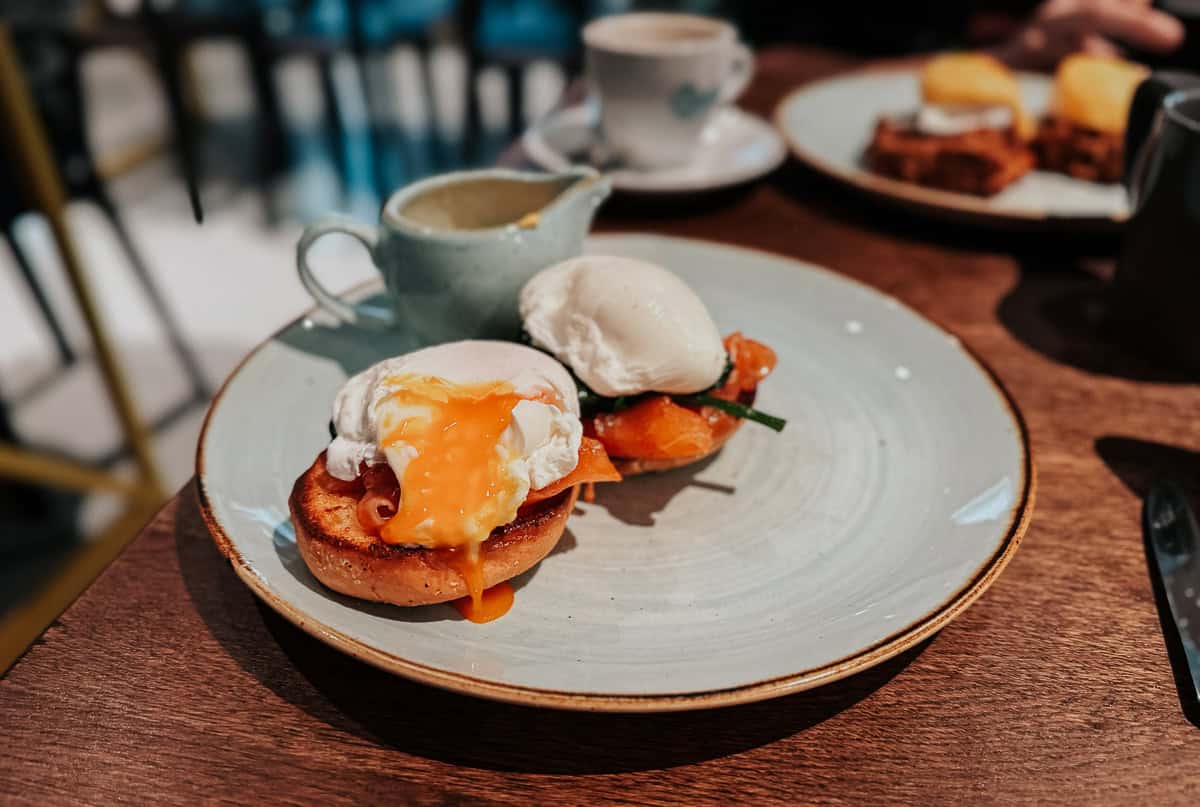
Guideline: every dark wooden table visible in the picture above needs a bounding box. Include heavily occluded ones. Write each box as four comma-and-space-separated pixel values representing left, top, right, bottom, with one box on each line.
5, 46, 1200, 805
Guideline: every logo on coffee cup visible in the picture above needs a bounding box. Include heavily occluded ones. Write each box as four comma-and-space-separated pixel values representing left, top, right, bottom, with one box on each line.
670, 83, 719, 120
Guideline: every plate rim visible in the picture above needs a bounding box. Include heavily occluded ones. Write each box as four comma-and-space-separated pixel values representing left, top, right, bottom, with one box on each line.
522, 104, 787, 194
772, 64, 1127, 229
195, 233, 1037, 713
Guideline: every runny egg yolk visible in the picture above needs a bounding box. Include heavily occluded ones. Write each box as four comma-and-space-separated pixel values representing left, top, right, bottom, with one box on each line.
377, 375, 526, 551
375, 375, 530, 620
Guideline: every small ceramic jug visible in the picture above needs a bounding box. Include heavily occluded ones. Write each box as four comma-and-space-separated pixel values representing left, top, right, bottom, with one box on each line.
297, 167, 611, 342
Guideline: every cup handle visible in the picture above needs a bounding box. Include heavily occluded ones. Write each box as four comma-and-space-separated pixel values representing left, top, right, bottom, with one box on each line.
719, 42, 754, 104
296, 215, 396, 329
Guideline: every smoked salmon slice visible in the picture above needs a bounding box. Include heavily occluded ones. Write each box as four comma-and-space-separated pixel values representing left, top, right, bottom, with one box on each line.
524, 437, 622, 505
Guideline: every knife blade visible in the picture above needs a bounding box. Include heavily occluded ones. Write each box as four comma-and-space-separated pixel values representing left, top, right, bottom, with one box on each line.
1144, 480, 1200, 701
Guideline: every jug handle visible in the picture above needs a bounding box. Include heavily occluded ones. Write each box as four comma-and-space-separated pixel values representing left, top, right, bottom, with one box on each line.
296, 215, 397, 329
1125, 72, 1200, 208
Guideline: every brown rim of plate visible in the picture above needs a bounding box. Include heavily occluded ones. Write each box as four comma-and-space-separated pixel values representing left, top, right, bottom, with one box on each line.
195, 235, 1037, 714
771, 63, 1127, 230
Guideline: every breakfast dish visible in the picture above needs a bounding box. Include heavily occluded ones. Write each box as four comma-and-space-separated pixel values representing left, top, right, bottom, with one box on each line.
289, 341, 619, 622
865, 54, 1035, 197
199, 234, 1032, 711
775, 66, 1130, 226
1033, 54, 1147, 183
520, 254, 782, 475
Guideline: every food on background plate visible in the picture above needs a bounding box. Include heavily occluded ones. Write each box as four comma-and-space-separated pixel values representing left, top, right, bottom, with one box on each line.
289, 340, 620, 623
519, 255, 782, 476
865, 53, 1035, 196
1034, 54, 1147, 183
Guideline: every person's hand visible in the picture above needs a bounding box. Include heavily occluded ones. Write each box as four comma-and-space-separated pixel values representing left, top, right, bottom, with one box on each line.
992, 0, 1185, 69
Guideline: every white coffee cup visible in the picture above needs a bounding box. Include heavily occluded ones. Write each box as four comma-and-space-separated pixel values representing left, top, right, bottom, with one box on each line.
583, 12, 753, 170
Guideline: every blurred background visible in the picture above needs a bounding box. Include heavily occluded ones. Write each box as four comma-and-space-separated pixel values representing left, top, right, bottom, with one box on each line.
0, 0, 750, 669
0, 0, 1183, 668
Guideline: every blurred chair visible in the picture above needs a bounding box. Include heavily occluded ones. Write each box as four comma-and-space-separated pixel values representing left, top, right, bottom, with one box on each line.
0, 161, 75, 368
11, 23, 211, 405
149, 0, 367, 218
337, 0, 589, 199
345, 0, 454, 200
130, 1, 342, 224
138, 2, 270, 223
17, 0, 595, 232
0, 20, 164, 668
146, 0, 592, 216
461, 0, 588, 164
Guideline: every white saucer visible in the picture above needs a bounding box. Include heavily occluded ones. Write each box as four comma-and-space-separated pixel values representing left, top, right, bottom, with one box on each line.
522, 104, 787, 194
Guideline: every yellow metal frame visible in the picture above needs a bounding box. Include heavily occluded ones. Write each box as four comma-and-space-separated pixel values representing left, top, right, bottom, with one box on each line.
0, 23, 167, 671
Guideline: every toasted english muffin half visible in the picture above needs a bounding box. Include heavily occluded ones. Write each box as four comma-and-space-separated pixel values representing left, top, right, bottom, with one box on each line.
289, 452, 577, 607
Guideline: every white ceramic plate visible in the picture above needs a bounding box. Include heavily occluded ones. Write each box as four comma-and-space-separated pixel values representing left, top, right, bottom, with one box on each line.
522, 105, 786, 194
774, 68, 1129, 227
198, 234, 1033, 712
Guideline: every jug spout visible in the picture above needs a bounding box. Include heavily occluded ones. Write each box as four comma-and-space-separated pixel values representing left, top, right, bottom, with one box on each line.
539, 166, 612, 241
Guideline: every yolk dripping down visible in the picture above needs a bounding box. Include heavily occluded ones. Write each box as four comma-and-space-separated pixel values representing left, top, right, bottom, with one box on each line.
377, 375, 526, 550
446, 550, 514, 623
376, 375, 529, 620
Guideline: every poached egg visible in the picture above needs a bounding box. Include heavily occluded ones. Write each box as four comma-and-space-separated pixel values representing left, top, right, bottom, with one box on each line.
519, 255, 726, 397
326, 340, 582, 551
917, 52, 1032, 140
912, 104, 1013, 136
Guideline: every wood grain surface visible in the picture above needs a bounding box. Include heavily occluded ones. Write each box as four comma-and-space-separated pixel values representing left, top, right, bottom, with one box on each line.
4, 46, 1200, 805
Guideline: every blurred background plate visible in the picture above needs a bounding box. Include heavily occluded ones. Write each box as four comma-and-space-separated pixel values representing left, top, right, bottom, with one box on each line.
774, 68, 1130, 228
197, 233, 1034, 712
